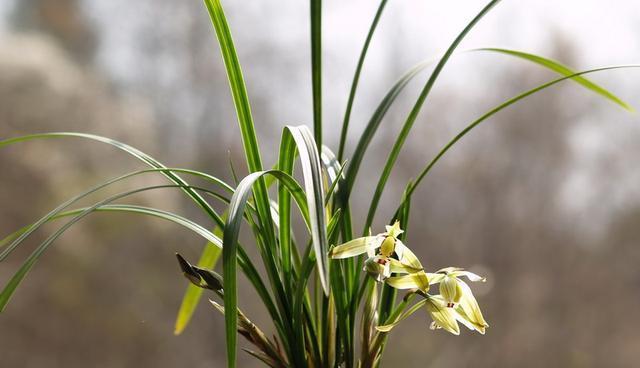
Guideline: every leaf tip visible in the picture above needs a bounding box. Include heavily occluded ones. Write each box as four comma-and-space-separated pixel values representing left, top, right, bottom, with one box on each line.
174, 325, 185, 336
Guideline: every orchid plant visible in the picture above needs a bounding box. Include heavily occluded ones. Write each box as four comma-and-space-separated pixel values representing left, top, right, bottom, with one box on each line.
1, 0, 636, 367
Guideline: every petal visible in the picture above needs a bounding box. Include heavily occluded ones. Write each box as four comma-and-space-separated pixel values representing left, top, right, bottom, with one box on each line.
394, 240, 423, 270
385, 221, 404, 238
382, 261, 392, 279
426, 273, 446, 284
454, 305, 486, 334
439, 276, 463, 304
425, 296, 460, 335
379, 236, 395, 257
451, 270, 486, 282
328, 236, 381, 259
458, 280, 489, 329
436, 266, 463, 274
385, 271, 430, 292
388, 258, 423, 274
363, 256, 390, 282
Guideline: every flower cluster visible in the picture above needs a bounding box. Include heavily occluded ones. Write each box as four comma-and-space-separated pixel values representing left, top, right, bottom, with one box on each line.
328, 221, 488, 335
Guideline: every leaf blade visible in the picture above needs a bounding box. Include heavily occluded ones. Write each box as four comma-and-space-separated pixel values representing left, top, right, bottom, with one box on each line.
478, 47, 634, 111
400, 64, 640, 210
363, 0, 502, 233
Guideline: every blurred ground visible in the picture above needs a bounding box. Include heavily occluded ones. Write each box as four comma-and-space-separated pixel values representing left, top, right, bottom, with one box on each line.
1, 1, 640, 367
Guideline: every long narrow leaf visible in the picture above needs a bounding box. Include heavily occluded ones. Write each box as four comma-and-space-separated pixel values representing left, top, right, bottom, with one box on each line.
223, 169, 318, 368
310, 0, 323, 148
400, 65, 640, 210
337, 0, 388, 161
342, 60, 434, 206
0, 133, 226, 227
364, 0, 501, 233
0, 187, 224, 313
283, 126, 329, 294
477, 48, 634, 111
0, 168, 231, 262
204, 0, 275, 239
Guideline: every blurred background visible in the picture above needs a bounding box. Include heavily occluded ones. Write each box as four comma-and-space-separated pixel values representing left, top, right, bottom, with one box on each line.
1, 0, 639, 367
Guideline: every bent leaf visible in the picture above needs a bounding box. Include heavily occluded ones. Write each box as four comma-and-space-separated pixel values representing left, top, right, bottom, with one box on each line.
478, 47, 634, 111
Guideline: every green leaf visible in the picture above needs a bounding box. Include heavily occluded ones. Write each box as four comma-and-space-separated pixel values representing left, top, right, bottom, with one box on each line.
310, 0, 323, 149
477, 48, 634, 111
342, 60, 433, 209
0, 195, 224, 312
399, 64, 640, 210
203, 0, 262, 174
337, 0, 388, 161
204, 1, 282, 364
0, 168, 231, 262
375, 299, 427, 333
320, 146, 345, 207
279, 126, 330, 295
0, 133, 228, 228
222, 169, 317, 368
364, 0, 501, 233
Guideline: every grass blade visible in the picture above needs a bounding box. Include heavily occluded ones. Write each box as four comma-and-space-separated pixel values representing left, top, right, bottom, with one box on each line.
0, 168, 231, 262
364, 0, 501, 233
342, 60, 434, 207
400, 65, 640, 210
223, 169, 318, 368
337, 0, 388, 161
0, 188, 225, 313
0, 133, 226, 227
204, 0, 263, 174
310, 0, 323, 148
477, 48, 634, 111
203, 0, 276, 243
285, 126, 329, 295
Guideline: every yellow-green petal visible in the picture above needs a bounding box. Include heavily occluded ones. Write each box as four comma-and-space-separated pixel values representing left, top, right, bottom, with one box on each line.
379, 236, 395, 257
388, 258, 423, 274
328, 236, 380, 259
458, 280, 488, 330
440, 276, 463, 304
426, 273, 446, 284
436, 266, 463, 274
385, 221, 404, 238
454, 305, 486, 334
385, 271, 430, 292
394, 240, 423, 270
425, 296, 460, 335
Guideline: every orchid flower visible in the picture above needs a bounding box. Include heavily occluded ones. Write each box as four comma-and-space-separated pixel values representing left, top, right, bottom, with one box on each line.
328, 221, 424, 282
377, 292, 488, 336
428, 267, 489, 334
